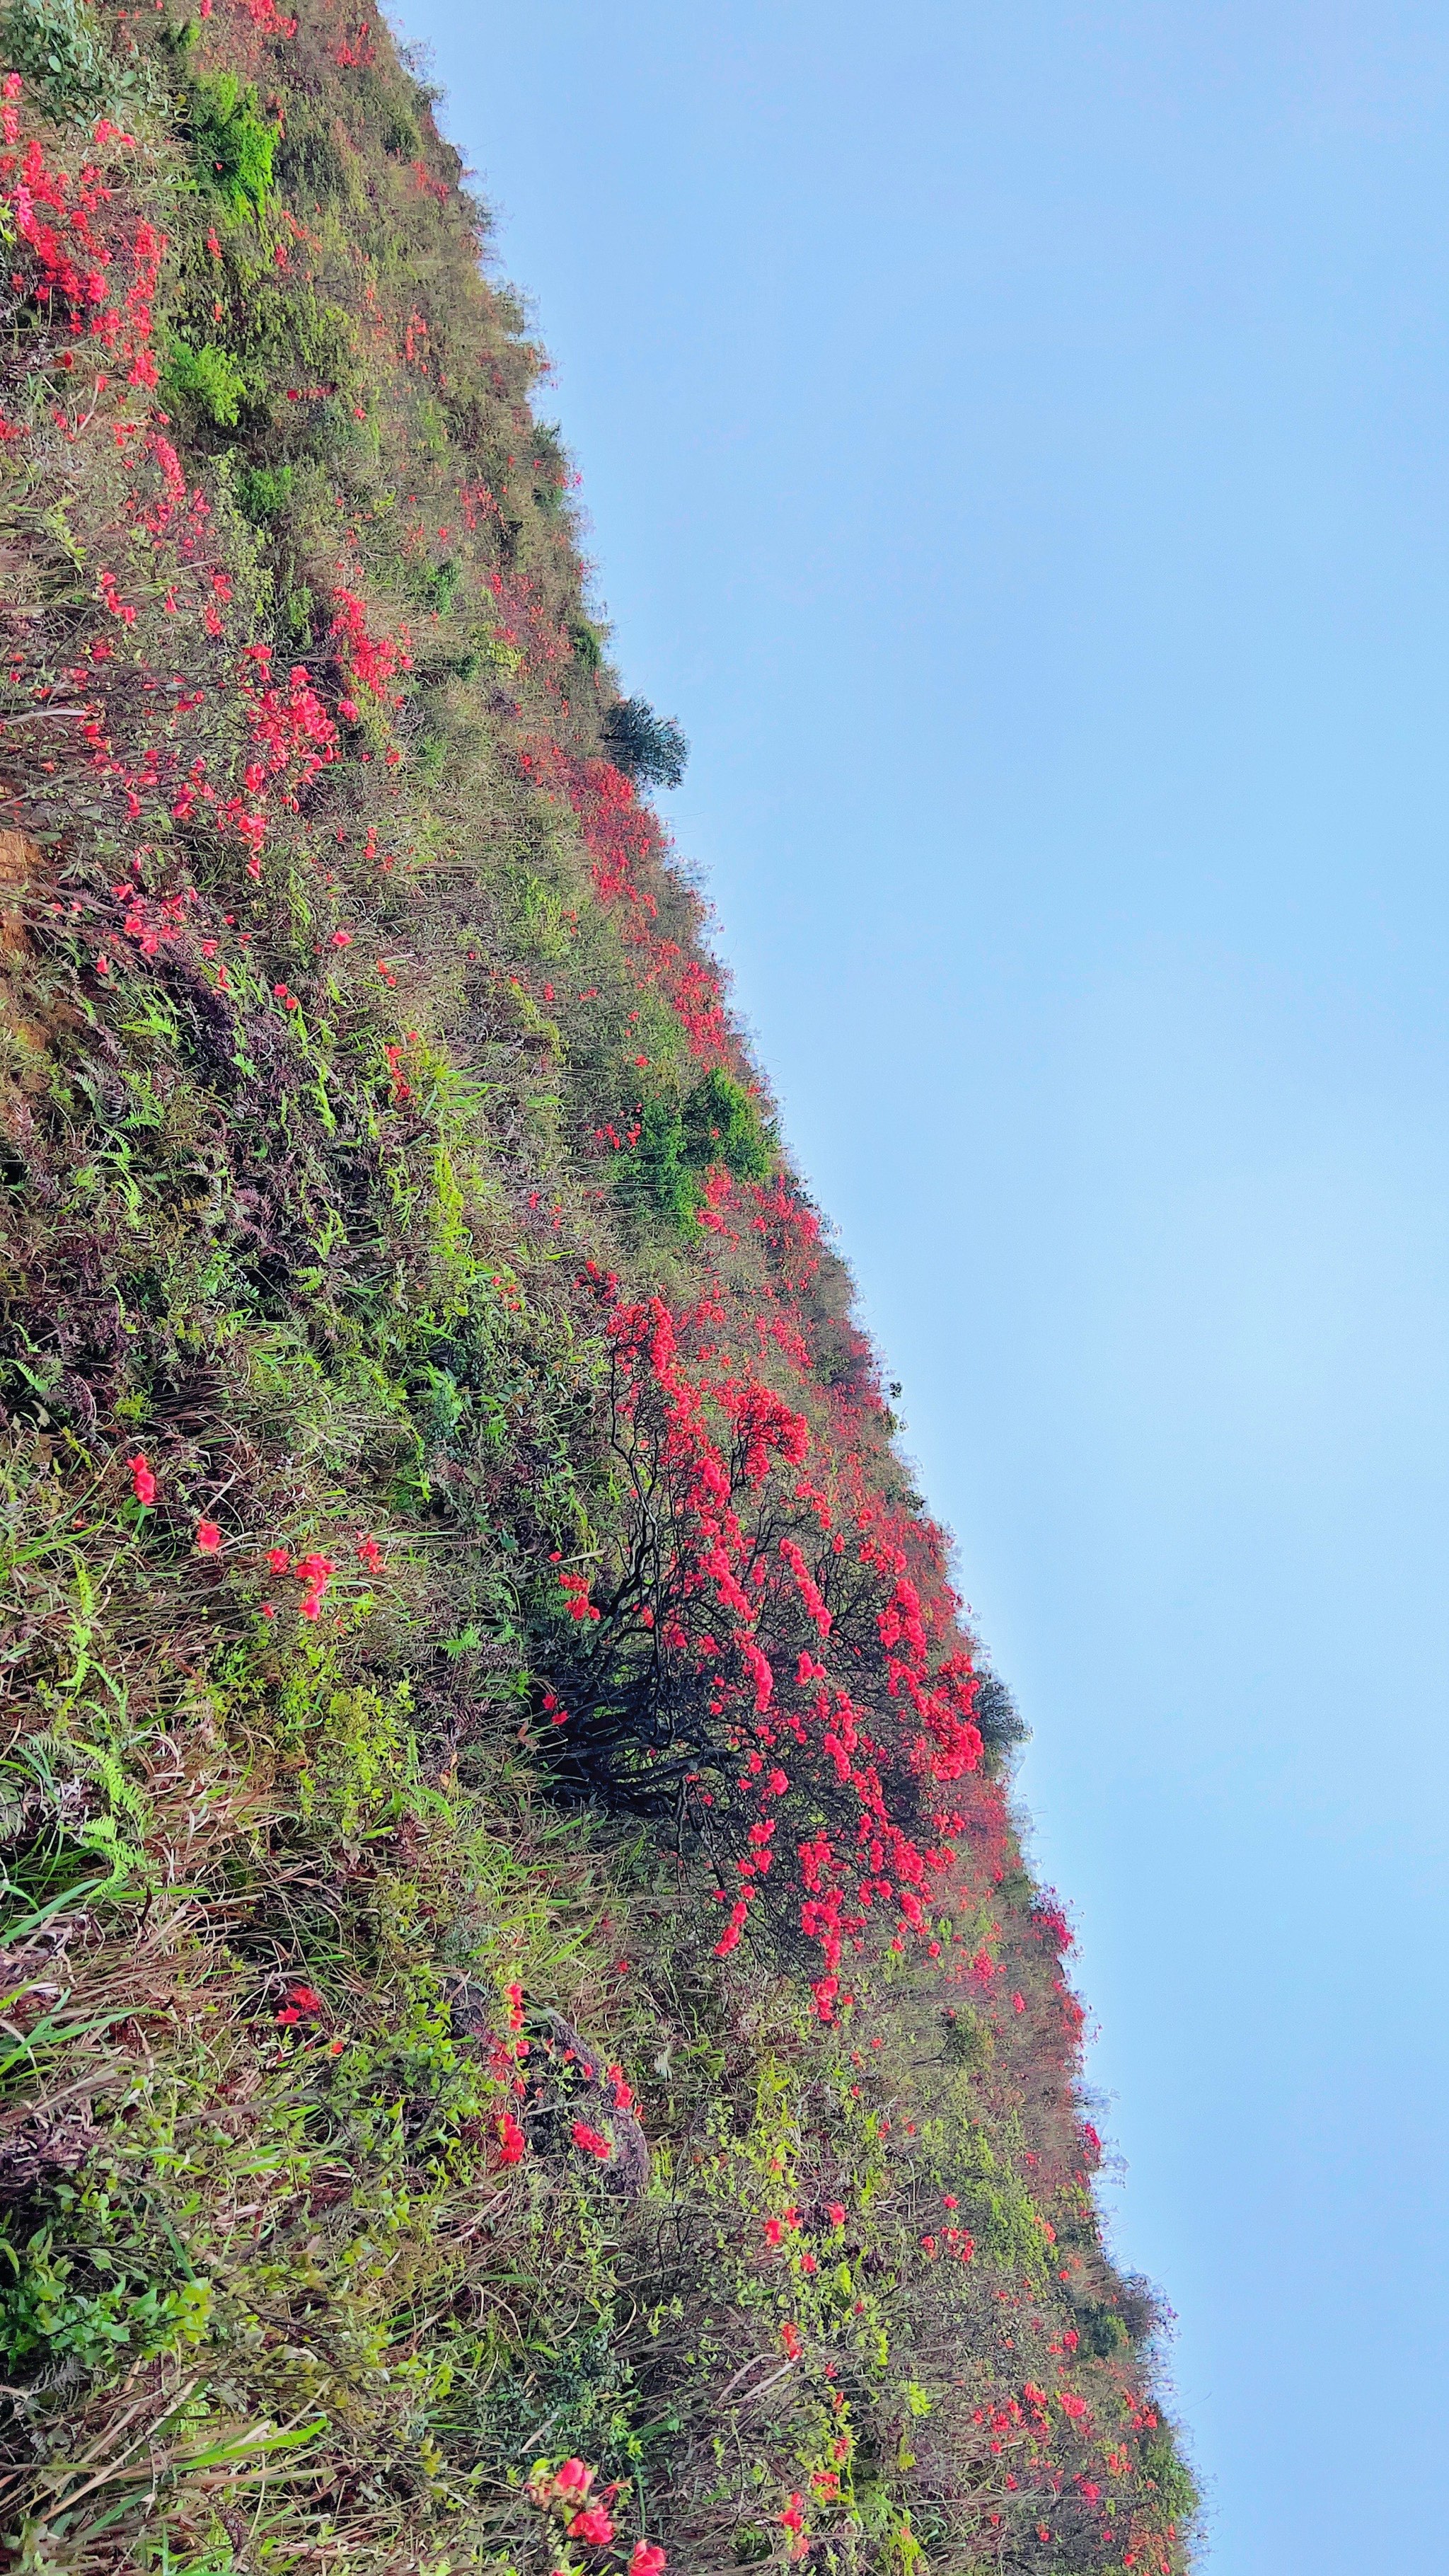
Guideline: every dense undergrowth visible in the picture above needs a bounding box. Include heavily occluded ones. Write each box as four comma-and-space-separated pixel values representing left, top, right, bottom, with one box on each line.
0, 4, 1197, 2569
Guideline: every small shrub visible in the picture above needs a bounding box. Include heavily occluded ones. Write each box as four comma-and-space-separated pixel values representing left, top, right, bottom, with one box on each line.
1142, 2435, 1201, 2524
570, 615, 603, 670
683, 1065, 771, 1181
235, 461, 294, 523
530, 418, 569, 516
942, 2005, 995, 2069
972, 1667, 1027, 1753
625, 1070, 771, 1231
190, 71, 277, 222
275, 103, 351, 202
601, 693, 688, 788
629, 1093, 698, 1231
1075, 2298, 1131, 2357
162, 339, 249, 429
0, 0, 153, 122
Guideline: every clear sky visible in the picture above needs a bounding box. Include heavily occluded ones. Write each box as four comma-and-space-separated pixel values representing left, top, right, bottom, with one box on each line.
393, 4, 1449, 2564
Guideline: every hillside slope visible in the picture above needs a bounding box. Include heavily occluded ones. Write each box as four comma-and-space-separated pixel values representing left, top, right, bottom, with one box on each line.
0, 4, 1196, 2570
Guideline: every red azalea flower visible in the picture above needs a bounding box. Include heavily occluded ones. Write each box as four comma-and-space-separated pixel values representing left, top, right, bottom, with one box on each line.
567, 2508, 614, 2545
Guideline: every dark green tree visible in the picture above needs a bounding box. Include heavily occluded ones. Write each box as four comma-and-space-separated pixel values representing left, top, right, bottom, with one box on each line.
601, 694, 688, 788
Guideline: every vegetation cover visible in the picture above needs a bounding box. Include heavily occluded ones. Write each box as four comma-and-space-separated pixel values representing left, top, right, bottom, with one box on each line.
0, 2, 1198, 2570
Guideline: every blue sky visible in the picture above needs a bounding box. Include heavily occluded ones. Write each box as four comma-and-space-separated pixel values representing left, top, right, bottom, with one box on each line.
394, 4, 1449, 2563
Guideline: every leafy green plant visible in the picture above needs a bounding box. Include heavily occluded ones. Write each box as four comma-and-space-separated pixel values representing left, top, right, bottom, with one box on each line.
570, 614, 604, 669
422, 555, 458, 612
162, 338, 249, 428
1, 2214, 210, 2380
189, 71, 276, 222
625, 1067, 771, 1229
683, 1064, 771, 1178
0, 0, 152, 122
235, 459, 294, 522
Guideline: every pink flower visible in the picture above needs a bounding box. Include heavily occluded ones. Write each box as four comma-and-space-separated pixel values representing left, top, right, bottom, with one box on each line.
567, 2508, 615, 2546
571, 2120, 613, 2160
127, 1454, 156, 1506
496, 2112, 526, 2163
826, 2202, 846, 2228
195, 1519, 221, 1553
629, 2546, 667, 2575
555, 2459, 592, 2496
267, 1547, 290, 1574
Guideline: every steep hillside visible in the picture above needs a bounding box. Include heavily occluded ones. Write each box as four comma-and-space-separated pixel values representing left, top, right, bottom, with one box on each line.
0, 4, 1196, 2570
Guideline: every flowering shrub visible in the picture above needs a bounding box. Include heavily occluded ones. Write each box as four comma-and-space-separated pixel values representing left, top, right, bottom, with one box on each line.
544, 1281, 982, 2001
